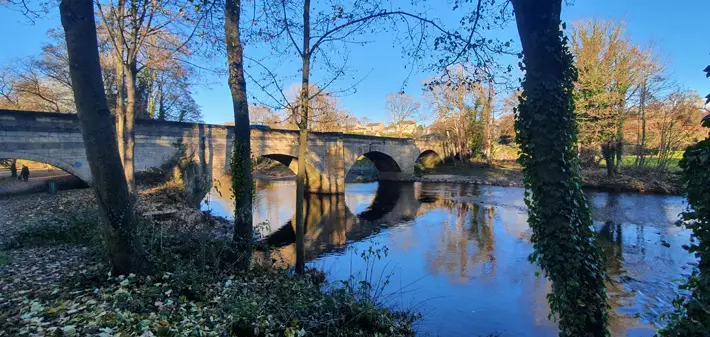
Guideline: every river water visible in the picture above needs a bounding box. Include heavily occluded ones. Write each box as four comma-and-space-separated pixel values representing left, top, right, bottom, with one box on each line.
202, 177, 693, 337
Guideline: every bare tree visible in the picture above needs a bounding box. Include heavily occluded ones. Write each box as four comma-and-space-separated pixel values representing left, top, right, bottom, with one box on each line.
633, 45, 668, 168
285, 84, 352, 132
95, 0, 208, 193
653, 90, 704, 170
0, 41, 75, 113
60, 0, 150, 275
425, 66, 488, 161
249, 104, 280, 126
224, 0, 252, 268
385, 91, 421, 137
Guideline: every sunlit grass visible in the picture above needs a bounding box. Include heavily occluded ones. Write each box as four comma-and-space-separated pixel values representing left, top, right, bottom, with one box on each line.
602, 152, 683, 172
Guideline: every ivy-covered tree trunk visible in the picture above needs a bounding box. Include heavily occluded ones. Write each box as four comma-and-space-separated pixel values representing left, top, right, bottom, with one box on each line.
510, 0, 609, 336
225, 0, 253, 269
60, 0, 150, 276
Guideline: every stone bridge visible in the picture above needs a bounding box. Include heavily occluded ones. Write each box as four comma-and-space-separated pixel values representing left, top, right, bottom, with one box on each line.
0, 110, 444, 194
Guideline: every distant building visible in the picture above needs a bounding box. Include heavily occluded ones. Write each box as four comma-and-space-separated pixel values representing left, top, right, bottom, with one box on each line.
364, 122, 385, 134
385, 120, 418, 136
350, 122, 385, 135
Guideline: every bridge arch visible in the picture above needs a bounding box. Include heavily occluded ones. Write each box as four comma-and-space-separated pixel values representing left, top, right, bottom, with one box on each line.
415, 149, 443, 170
0, 151, 92, 184
257, 153, 330, 193
360, 151, 403, 173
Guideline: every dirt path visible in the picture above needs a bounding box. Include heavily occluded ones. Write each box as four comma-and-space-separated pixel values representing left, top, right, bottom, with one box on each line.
0, 171, 85, 197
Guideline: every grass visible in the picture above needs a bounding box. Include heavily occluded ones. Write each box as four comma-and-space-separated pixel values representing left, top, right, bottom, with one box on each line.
613, 153, 683, 172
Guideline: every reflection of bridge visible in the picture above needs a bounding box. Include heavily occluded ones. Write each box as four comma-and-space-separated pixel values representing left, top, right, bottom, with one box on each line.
0, 110, 444, 194
261, 182, 450, 264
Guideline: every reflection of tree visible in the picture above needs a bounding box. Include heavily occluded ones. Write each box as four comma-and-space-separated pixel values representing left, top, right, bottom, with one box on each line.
598, 221, 624, 277
426, 202, 497, 283
470, 205, 496, 276
596, 220, 655, 334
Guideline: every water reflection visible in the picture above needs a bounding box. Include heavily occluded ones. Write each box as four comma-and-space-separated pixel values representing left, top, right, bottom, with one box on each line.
202, 176, 693, 337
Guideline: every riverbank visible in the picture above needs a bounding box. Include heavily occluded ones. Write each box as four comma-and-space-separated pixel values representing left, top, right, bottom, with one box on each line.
0, 183, 418, 336
419, 161, 682, 195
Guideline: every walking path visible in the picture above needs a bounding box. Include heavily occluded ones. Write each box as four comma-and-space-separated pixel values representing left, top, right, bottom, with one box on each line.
0, 170, 75, 196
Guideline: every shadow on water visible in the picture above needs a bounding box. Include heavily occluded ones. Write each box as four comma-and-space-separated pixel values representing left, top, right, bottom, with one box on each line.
202, 175, 694, 337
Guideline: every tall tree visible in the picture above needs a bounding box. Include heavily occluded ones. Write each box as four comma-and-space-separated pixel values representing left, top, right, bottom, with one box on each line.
511, 0, 609, 335
425, 66, 487, 161
249, 104, 280, 126
283, 85, 352, 132
293, 0, 311, 275
385, 91, 421, 137
60, 0, 150, 275
225, 0, 252, 268
95, 0, 205, 194
570, 19, 642, 176
633, 47, 667, 168
0, 43, 75, 113
477, 80, 495, 164
653, 90, 704, 171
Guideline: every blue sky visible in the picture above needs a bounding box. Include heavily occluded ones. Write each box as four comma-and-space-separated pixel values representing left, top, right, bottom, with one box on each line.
1, 0, 708, 125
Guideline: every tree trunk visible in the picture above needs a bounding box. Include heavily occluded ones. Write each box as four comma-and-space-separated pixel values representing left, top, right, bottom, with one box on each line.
60, 0, 150, 276
484, 83, 494, 165
124, 61, 137, 194
9, 159, 17, 178
639, 80, 647, 168
510, 0, 609, 335
614, 102, 624, 174
157, 84, 166, 120
294, 0, 311, 275
225, 0, 253, 269
602, 141, 615, 177
147, 78, 156, 119
114, 56, 125, 164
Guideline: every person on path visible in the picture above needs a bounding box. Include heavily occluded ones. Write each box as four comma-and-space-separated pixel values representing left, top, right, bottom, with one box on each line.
20, 165, 29, 182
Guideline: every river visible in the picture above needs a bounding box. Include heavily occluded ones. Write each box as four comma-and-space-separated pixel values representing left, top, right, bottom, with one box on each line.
202, 177, 693, 337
